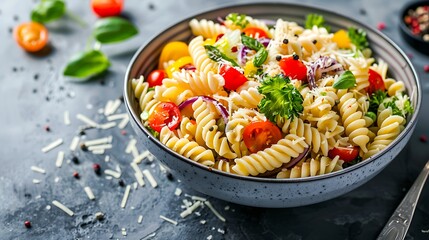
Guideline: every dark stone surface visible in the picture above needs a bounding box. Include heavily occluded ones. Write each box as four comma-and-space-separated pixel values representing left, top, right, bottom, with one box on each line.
0, 0, 428, 239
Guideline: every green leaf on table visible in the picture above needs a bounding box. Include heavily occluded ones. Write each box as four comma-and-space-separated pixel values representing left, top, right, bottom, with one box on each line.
333, 70, 356, 89
63, 50, 110, 79
31, 0, 66, 23
93, 17, 138, 44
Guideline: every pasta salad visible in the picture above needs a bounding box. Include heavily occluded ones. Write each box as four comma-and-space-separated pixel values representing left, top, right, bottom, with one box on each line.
131, 13, 413, 178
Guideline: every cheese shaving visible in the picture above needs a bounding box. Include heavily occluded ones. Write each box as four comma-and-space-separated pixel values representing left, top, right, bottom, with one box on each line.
121, 228, 127, 236
64, 111, 71, 125
92, 149, 105, 155
204, 201, 226, 222
138, 215, 143, 224
31, 166, 46, 174
142, 169, 158, 188
84, 186, 95, 200
32, 179, 41, 184
134, 172, 145, 187
104, 169, 121, 179
41, 138, 63, 153
104, 155, 110, 162
100, 122, 117, 130
191, 196, 207, 202
87, 144, 112, 151
125, 139, 137, 154
104, 100, 113, 116
55, 151, 64, 168
174, 188, 182, 196
180, 201, 202, 218
69, 136, 80, 151
200, 220, 206, 225
107, 113, 128, 121
120, 185, 131, 208
107, 99, 122, 116
118, 115, 129, 129
52, 200, 74, 216
76, 114, 99, 128
84, 136, 112, 146
159, 215, 178, 225
133, 150, 150, 164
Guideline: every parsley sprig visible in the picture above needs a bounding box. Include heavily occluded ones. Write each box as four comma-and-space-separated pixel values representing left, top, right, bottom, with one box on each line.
305, 14, 331, 31
225, 13, 249, 29
348, 27, 369, 51
258, 74, 303, 122
368, 90, 387, 113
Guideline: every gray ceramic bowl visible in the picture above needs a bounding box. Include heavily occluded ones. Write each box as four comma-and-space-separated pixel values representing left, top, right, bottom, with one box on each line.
124, 2, 421, 208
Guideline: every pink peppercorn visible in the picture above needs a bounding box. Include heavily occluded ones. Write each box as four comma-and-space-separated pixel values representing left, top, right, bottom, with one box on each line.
377, 22, 386, 30
93, 163, 101, 174
121, 130, 127, 135
420, 135, 427, 143
24, 221, 31, 228
73, 171, 80, 179
424, 65, 429, 72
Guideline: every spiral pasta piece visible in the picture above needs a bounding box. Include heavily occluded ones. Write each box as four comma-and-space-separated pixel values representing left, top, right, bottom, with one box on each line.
173, 70, 225, 96
232, 134, 309, 176
338, 92, 370, 152
276, 156, 343, 178
288, 117, 330, 156
213, 159, 236, 174
131, 76, 158, 114
230, 86, 263, 109
347, 56, 373, 91
177, 117, 197, 140
189, 19, 228, 39
159, 126, 215, 166
153, 77, 194, 106
188, 36, 218, 74
192, 98, 236, 159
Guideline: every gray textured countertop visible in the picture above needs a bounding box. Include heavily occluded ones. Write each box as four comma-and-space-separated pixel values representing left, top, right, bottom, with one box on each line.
1, 0, 428, 239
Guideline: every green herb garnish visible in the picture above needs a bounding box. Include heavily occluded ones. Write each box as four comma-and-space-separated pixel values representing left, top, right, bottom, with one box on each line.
383, 94, 414, 118
241, 35, 268, 67
348, 27, 369, 51
93, 17, 138, 44
31, 0, 66, 23
225, 13, 249, 29
368, 90, 387, 113
63, 50, 110, 78
365, 112, 376, 122
305, 14, 331, 31
204, 45, 239, 67
333, 70, 356, 89
258, 74, 304, 122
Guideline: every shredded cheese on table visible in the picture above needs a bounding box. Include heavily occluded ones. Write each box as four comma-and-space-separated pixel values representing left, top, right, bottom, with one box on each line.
52, 200, 74, 216
41, 138, 63, 153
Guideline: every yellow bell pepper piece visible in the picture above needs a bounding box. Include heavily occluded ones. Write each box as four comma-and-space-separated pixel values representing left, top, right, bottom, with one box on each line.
166, 56, 193, 78
158, 41, 189, 69
203, 38, 216, 46
244, 60, 257, 78
332, 29, 351, 49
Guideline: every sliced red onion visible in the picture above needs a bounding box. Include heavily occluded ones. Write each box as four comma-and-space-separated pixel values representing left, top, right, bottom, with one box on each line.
307, 56, 344, 89
237, 45, 249, 65
283, 147, 310, 169
178, 96, 229, 123
217, 16, 225, 25
257, 37, 271, 47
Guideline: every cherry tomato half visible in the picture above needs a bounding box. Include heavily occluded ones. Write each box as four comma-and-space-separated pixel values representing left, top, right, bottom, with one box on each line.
91, 0, 123, 17
243, 121, 282, 153
243, 27, 268, 39
148, 102, 182, 133
219, 64, 248, 91
366, 69, 385, 95
328, 146, 359, 162
14, 22, 48, 52
279, 56, 308, 81
147, 70, 166, 87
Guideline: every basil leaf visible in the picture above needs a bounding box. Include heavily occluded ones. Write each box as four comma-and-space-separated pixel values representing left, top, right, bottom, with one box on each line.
333, 70, 356, 89
204, 45, 239, 67
241, 35, 264, 51
63, 50, 110, 79
253, 48, 268, 67
93, 17, 138, 44
31, 0, 66, 23
365, 112, 376, 122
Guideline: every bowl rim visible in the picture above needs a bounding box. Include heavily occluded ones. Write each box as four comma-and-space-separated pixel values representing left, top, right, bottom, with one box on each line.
399, 0, 429, 45
124, 1, 422, 183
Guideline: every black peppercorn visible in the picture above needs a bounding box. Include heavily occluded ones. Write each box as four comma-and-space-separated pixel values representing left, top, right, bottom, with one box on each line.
275, 55, 282, 61
282, 39, 289, 44
292, 54, 299, 60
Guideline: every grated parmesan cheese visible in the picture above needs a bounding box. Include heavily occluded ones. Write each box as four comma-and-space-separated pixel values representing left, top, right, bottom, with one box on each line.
180, 201, 202, 218
121, 227, 127, 236
191, 196, 207, 202
159, 215, 178, 225
120, 185, 131, 208
84, 136, 112, 146
174, 188, 182, 196
138, 215, 143, 224
118, 115, 129, 129
55, 151, 64, 168
204, 201, 226, 222
41, 138, 63, 153
69, 136, 80, 151
84, 186, 95, 200
200, 220, 206, 225
104, 169, 121, 179
142, 169, 158, 188
207, 235, 213, 240
87, 144, 112, 151
104, 100, 113, 116
133, 150, 150, 164
104, 155, 110, 162
107, 113, 128, 121
92, 149, 105, 155
100, 122, 116, 130
125, 139, 137, 154
32, 179, 41, 184
64, 111, 71, 125
134, 172, 145, 187
76, 114, 99, 128
52, 200, 74, 216
31, 166, 46, 174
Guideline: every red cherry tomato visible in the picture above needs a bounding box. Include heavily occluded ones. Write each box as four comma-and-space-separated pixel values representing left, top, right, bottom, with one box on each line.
279, 56, 308, 81
215, 33, 224, 42
243, 27, 268, 39
148, 102, 182, 132
147, 70, 166, 87
243, 121, 282, 153
219, 64, 248, 91
328, 146, 359, 162
367, 69, 385, 95
91, 0, 123, 17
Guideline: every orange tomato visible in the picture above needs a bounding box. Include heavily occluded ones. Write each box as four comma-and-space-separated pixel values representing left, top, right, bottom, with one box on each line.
14, 22, 48, 52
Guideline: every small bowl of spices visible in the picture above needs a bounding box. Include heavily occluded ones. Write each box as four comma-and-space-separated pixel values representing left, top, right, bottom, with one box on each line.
400, 1, 429, 54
